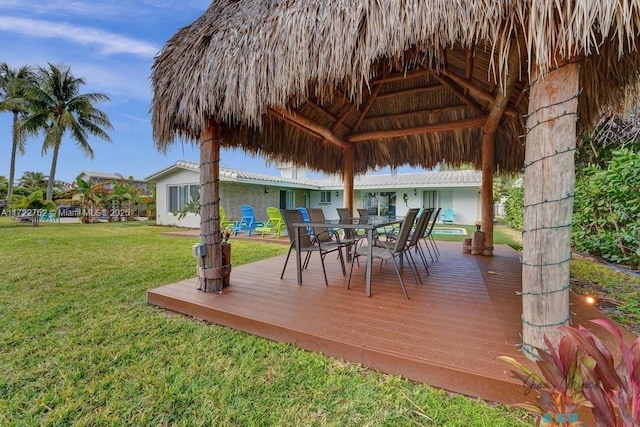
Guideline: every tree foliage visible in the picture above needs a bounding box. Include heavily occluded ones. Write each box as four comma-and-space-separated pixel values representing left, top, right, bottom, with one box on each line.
573, 149, 640, 269
576, 107, 640, 173
19, 63, 112, 200
504, 185, 524, 230
0, 63, 35, 199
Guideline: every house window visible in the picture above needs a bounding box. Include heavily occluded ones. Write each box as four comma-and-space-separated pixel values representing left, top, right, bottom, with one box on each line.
362, 192, 396, 216
423, 190, 438, 209
168, 184, 200, 213
278, 190, 294, 209
319, 191, 332, 204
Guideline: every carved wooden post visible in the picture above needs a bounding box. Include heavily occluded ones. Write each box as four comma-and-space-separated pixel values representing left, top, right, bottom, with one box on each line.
197, 118, 224, 293
521, 59, 579, 358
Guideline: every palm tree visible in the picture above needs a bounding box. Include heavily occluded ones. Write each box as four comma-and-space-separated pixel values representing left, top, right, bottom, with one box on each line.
19, 63, 112, 200
74, 176, 105, 223
0, 63, 35, 200
17, 171, 47, 191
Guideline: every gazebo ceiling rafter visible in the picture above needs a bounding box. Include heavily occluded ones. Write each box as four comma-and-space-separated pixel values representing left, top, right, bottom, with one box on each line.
346, 115, 489, 143
464, 45, 475, 97
430, 73, 486, 114
264, 58, 525, 151
351, 84, 382, 132
268, 106, 351, 150
441, 69, 520, 118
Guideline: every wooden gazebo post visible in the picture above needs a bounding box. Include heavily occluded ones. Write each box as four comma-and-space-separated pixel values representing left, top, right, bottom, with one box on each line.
343, 146, 355, 213
521, 58, 579, 356
197, 118, 225, 293
480, 45, 521, 256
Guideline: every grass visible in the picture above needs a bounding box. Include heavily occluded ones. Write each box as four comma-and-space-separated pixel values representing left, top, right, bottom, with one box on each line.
0, 218, 532, 426
428, 223, 523, 251
570, 256, 640, 335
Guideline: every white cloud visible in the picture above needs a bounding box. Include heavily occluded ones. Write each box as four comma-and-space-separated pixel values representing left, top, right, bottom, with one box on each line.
0, 16, 159, 58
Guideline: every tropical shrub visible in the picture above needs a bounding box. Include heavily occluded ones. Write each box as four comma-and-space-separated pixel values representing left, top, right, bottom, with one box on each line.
501, 318, 640, 426
8, 190, 56, 226
572, 149, 640, 269
505, 185, 524, 230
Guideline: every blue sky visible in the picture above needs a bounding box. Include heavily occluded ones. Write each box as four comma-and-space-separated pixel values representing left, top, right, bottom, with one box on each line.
0, 0, 418, 185
0, 0, 293, 184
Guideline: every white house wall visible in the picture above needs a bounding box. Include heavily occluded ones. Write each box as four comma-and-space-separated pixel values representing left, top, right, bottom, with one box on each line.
449, 187, 480, 225
155, 168, 311, 228
153, 169, 481, 227
155, 168, 201, 228
312, 188, 478, 224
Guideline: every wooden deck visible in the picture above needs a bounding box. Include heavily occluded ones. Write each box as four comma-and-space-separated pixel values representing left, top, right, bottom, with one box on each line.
147, 240, 623, 405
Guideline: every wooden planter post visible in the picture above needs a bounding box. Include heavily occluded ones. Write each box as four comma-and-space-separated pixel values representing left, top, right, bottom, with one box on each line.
197, 118, 225, 293
521, 59, 579, 358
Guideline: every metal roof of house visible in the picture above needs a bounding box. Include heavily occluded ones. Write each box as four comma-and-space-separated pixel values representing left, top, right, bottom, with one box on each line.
145, 160, 318, 189
78, 170, 146, 183
313, 170, 482, 190
145, 161, 481, 190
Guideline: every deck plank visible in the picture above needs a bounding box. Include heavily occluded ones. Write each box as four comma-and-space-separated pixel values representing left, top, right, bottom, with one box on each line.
148, 240, 629, 405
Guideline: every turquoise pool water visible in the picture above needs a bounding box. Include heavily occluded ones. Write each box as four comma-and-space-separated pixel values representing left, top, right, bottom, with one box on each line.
430, 228, 468, 236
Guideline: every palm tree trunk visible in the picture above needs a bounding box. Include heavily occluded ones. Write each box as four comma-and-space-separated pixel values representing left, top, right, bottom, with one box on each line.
7, 111, 19, 199
46, 143, 60, 201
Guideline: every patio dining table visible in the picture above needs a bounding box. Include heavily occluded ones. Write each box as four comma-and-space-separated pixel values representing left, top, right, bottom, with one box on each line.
292, 216, 403, 296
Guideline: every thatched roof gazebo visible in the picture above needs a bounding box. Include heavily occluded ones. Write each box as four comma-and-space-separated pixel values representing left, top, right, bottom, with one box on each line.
151, 1, 640, 357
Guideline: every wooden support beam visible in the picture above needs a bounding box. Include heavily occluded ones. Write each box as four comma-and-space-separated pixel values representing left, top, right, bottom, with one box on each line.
269, 107, 351, 150
371, 69, 432, 85
352, 84, 383, 132
302, 98, 353, 133
332, 102, 358, 132
464, 45, 475, 96
346, 115, 487, 142
363, 105, 468, 125
268, 109, 323, 140
480, 46, 522, 257
375, 84, 444, 100
305, 99, 338, 122
343, 147, 355, 213
441, 69, 519, 118
431, 73, 485, 114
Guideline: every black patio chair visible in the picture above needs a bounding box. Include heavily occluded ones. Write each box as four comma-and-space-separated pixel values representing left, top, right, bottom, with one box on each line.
376, 207, 430, 283
280, 209, 346, 287
422, 207, 441, 261
336, 207, 364, 260
347, 208, 420, 299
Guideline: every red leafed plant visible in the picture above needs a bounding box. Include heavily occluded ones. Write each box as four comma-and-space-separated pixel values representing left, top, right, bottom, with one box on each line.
501, 318, 640, 426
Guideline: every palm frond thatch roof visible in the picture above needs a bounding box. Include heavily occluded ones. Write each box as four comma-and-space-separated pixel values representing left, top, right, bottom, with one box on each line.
151, 0, 640, 174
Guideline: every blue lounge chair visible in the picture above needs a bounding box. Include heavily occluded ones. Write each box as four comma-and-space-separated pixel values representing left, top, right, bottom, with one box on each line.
440, 208, 455, 224
232, 205, 263, 236
296, 207, 312, 235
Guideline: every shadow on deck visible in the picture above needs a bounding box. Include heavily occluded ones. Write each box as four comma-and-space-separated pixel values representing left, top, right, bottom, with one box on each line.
147, 240, 628, 405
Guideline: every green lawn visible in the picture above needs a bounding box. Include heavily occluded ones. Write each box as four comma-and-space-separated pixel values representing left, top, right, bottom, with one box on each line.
429, 223, 523, 251
0, 219, 531, 426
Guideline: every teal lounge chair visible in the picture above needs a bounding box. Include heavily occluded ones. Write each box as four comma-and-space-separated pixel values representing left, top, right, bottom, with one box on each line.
440, 208, 455, 224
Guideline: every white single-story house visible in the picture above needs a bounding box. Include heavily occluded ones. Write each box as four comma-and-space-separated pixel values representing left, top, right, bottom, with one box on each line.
145, 161, 482, 228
